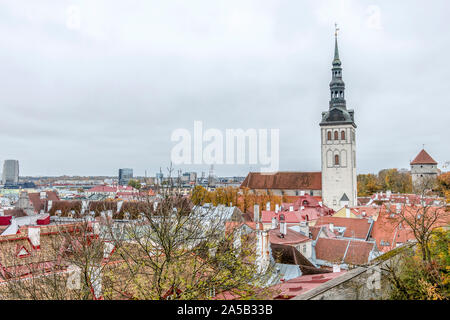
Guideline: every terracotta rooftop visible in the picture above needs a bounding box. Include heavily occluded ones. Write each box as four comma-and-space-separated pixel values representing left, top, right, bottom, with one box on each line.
314, 238, 375, 265
272, 272, 346, 299
410, 149, 437, 165
314, 216, 373, 240
28, 191, 60, 213
269, 228, 310, 245
241, 172, 322, 190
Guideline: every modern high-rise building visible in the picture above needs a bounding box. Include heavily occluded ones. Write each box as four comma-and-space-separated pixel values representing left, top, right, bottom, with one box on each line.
2, 160, 19, 185
320, 28, 357, 211
118, 168, 133, 186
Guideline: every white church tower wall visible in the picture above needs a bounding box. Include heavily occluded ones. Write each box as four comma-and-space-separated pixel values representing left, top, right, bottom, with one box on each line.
320, 26, 357, 211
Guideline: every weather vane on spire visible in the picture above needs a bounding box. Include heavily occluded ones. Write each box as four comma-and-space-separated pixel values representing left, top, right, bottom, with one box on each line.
335, 23, 340, 37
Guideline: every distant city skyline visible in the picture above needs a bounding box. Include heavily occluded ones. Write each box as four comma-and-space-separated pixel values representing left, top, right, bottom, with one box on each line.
0, 1, 449, 177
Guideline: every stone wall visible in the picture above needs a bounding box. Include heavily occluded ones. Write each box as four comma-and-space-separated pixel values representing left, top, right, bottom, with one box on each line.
293, 245, 411, 300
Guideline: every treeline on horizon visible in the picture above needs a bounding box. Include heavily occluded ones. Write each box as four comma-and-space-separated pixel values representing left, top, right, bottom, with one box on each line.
358, 169, 450, 198
191, 169, 450, 211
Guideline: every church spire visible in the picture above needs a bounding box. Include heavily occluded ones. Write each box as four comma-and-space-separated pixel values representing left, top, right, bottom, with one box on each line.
333, 24, 341, 65
320, 24, 356, 128
329, 23, 346, 109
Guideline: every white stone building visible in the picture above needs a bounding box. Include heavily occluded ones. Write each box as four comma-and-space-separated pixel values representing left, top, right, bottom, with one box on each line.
319, 32, 357, 211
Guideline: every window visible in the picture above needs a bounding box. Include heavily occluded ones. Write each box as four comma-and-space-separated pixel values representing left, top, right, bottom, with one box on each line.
334, 131, 338, 140
341, 130, 345, 140
334, 154, 340, 165
327, 131, 332, 141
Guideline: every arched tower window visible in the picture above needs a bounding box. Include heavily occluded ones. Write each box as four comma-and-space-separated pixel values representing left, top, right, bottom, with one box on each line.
334, 154, 340, 165
334, 131, 339, 140
327, 131, 332, 141
341, 130, 345, 140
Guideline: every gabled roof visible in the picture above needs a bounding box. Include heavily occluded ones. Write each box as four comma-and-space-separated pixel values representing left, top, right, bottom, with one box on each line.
241, 172, 322, 190
269, 228, 310, 245
314, 238, 375, 265
410, 149, 437, 165
28, 191, 60, 213
314, 216, 373, 240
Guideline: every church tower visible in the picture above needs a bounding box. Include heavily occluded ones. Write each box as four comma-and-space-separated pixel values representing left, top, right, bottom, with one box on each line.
320, 26, 357, 211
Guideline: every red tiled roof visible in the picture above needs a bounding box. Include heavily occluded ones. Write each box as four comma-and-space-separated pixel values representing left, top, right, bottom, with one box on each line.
241, 172, 322, 190
314, 238, 349, 264
3, 209, 27, 217
309, 226, 321, 240
261, 211, 304, 224
410, 149, 437, 165
272, 272, 346, 299
315, 238, 375, 265
261, 206, 331, 225
87, 185, 136, 193
28, 191, 60, 213
351, 206, 381, 218
370, 205, 449, 252
269, 228, 310, 245
344, 241, 376, 265
314, 216, 372, 240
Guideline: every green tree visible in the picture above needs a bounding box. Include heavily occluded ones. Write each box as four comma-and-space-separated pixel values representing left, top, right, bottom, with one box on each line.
127, 179, 141, 190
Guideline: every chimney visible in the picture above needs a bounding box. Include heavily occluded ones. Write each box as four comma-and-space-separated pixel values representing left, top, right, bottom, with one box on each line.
47, 200, 53, 213
345, 207, 350, 218
289, 206, 294, 212
266, 202, 271, 211
271, 216, 277, 229
28, 226, 41, 250
279, 214, 287, 237
253, 204, 260, 222
40, 191, 47, 200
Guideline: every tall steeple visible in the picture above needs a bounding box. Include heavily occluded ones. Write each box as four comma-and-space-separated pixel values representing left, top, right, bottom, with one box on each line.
319, 23, 358, 212
329, 23, 346, 109
320, 24, 355, 128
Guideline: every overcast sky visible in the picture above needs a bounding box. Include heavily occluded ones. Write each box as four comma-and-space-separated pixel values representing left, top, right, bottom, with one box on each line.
0, 0, 449, 177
